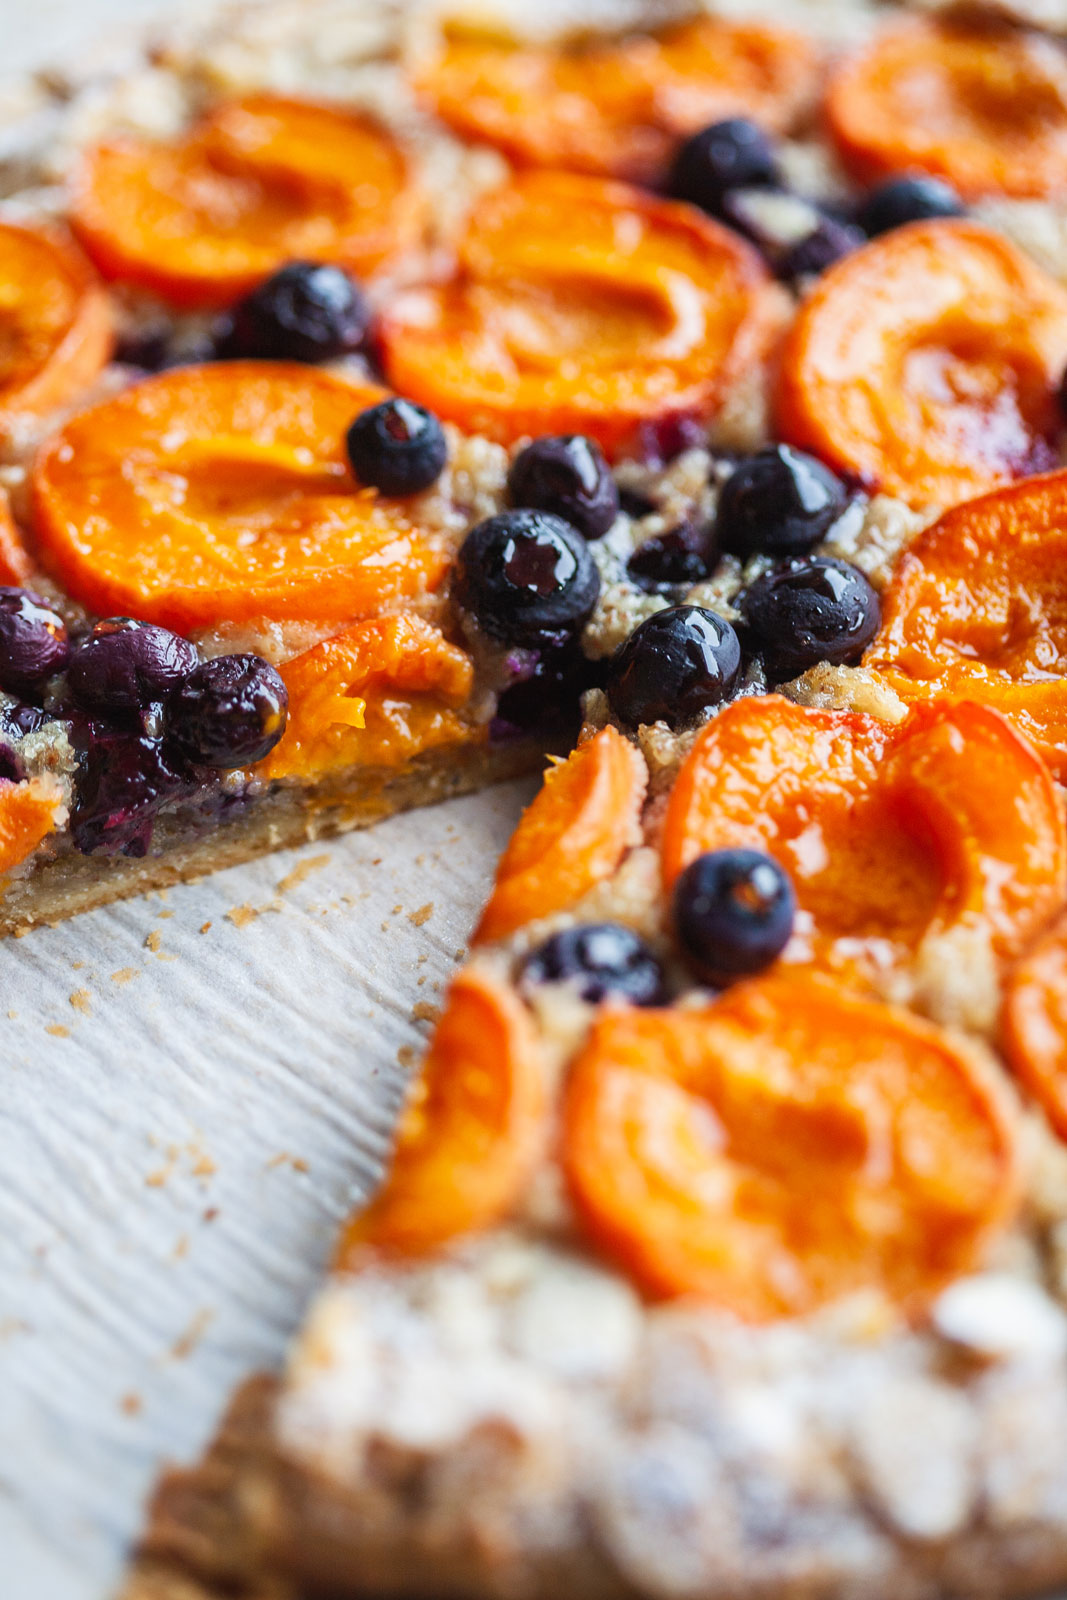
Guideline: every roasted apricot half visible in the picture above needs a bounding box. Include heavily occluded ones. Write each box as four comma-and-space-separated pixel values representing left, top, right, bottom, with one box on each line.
1003, 913, 1067, 1142
31, 363, 453, 632
72, 95, 420, 310
564, 971, 1018, 1317
379, 170, 775, 456
777, 220, 1067, 508
337, 966, 547, 1260
661, 695, 1065, 976
826, 19, 1067, 200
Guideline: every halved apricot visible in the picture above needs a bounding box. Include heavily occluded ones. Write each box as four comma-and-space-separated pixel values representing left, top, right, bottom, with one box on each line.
337, 966, 547, 1261
660, 695, 1064, 974
420, 20, 817, 184
0, 222, 112, 438
0, 495, 32, 587
826, 19, 1067, 200
563, 971, 1018, 1317
71, 95, 421, 311
262, 614, 477, 782
777, 220, 1067, 508
379, 170, 775, 456
31, 363, 453, 631
1003, 914, 1067, 1141
474, 725, 646, 945
0, 777, 63, 875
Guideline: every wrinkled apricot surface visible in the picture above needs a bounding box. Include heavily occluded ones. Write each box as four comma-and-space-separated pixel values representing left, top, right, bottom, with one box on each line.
661, 695, 1064, 974
337, 967, 547, 1261
32, 363, 452, 631
826, 20, 1067, 200
420, 20, 817, 183
0, 495, 32, 588
777, 220, 1067, 508
1003, 914, 1067, 1142
0, 221, 112, 436
0, 777, 62, 875
563, 972, 1018, 1317
474, 726, 646, 945
379, 170, 774, 456
72, 95, 420, 310
262, 614, 477, 782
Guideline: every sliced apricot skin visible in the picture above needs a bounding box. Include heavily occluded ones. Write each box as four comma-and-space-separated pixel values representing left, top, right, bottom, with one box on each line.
71, 96, 421, 311
31, 363, 452, 631
660, 695, 1064, 972
1003, 914, 1067, 1141
776, 219, 1067, 508
0, 777, 63, 875
865, 469, 1067, 778
379, 170, 776, 457
261, 614, 477, 782
473, 726, 647, 946
563, 972, 1018, 1318
826, 19, 1067, 201
337, 967, 547, 1261
0, 495, 32, 587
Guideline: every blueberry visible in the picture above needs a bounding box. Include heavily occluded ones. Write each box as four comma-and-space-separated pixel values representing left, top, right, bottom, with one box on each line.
346, 398, 448, 496
738, 555, 881, 681
0, 589, 69, 694
507, 435, 618, 540
668, 118, 779, 216
627, 521, 713, 593
855, 175, 966, 238
490, 637, 598, 742
454, 510, 600, 645
716, 445, 848, 559
606, 605, 740, 729
220, 261, 371, 362
71, 726, 190, 856
168, 654, 288, 768
520, 923, 667, 1007
777, 216, 864, 282
673, 848, 795, 985
116, 322, 218, 373
67, 618, 198, 713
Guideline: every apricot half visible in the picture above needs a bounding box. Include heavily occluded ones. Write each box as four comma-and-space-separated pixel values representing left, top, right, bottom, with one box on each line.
0, 495, 32, 588
0, 776, 63, 876
1003, 914, 1067, 1142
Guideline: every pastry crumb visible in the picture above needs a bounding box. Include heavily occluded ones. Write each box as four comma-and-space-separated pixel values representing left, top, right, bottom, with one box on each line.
199, 920, 212, 934
276, 852, 332, 895
412, 1000, 440, 1025
145, 930, 161, 952
68, 989, 91, 1014
119, 1392, 142, 1417
45, 1023, 70, 1038
408, 902, 434, 926
226, 903, 259, 928
111, 967, 140, 985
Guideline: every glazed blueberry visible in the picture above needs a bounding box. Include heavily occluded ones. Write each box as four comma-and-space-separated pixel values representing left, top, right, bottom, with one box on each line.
455, 510, 600, 645
738, 555, 881, 681
116, 322, 218, 373
716, 445, 848, 559
674, 848, 795, 985
521, 923, 668, 1007
627, 521, 713, 593
67, 618, 198, 713
0, 588, 69, 694
221, 261, 371, 362
507, 435, 619, 540
668, 118, 779, 215
491, 637, 598, 741
606, 605, 740, 729
346, 398, 448, 496
168, 654, 288, 768
777, 216, 864, 282
856, 175, 966, 238
71, 727, 189, 856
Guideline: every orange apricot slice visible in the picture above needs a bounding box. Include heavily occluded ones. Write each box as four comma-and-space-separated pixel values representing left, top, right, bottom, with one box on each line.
0, 221, 112, 438
866, 469, 1067, 777
0, 495, 32, 587
262, 614, 477, 782
0, 776, 63, 876
31, 363, 452, 632
474, 725, 646, 946
1003, 913, 1067, 1141
420, 20, 817, 184
826, 19, 1067, 200
379, 170, 775, 456
777, 219, 1067, 508
660, 695, 1065, 974
337, 966, 547, 1261
71, 95, 420, 311
563, 971, 1018, 1317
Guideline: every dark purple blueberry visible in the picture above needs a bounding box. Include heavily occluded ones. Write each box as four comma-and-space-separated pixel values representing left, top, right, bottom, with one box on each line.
520, 923, 668, 1007
0, 700, 49, 739
454, 510, 600, 645
627, 521, 713, 593
115, 322, 218, 373
634, 412, 706, 469
71, 727, 190, 856
507, 435, 619, 540
668, 118, 779, 216
67, 618, 198, 713
0, 589, 69, 694
220, 261, 371, 362
168, 654, 288, 768
716, 445, 848, 559
606, 605, 740, 729
491, 636, 599, 741
346, 398, 447, 496
673, 848, 795, 985
618, 485, 658, 520
777, 216, 864, 282
855, 175, 966, 238
738, 555, 881, 682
